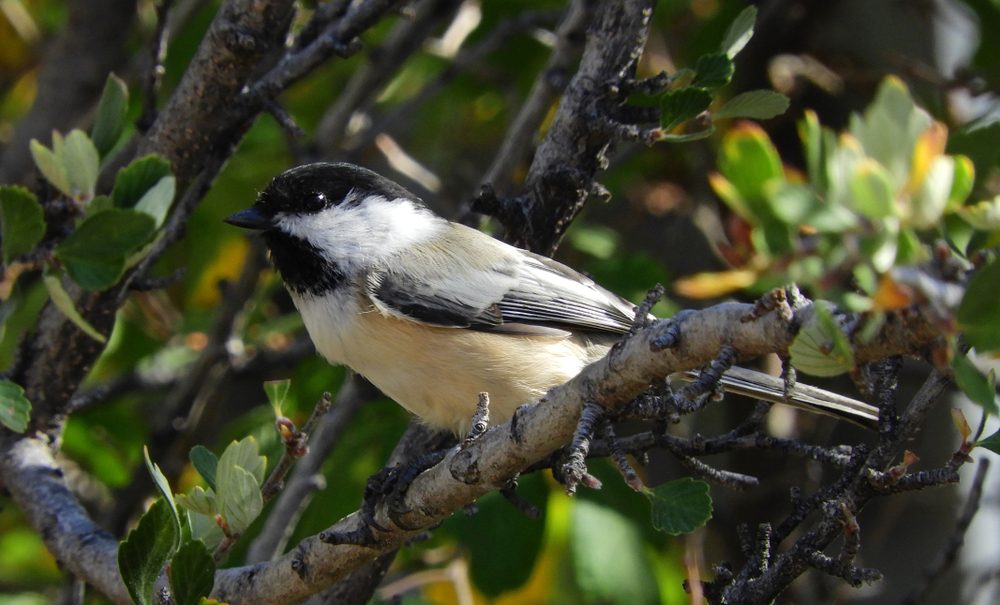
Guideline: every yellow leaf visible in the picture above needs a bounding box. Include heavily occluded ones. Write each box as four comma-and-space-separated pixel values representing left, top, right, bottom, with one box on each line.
951, 408, 971, 441
191, 238, 249, 308
674, 269, 757, 299
906, 121, 947, 194
872, 274, 914, 311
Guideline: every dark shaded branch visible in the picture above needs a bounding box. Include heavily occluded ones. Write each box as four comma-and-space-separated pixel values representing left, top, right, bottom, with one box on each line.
512, 0, 655, 254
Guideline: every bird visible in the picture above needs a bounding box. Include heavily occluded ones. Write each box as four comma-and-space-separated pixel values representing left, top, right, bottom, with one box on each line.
225, 162, 878, 434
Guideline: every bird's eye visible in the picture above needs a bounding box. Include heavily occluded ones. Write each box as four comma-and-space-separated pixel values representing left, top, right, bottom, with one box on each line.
304, 192, 327, 212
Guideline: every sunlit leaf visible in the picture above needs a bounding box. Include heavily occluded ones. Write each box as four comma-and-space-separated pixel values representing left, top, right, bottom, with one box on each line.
769, 182, 856, 232
714, 90, 789, 120
144, 447, 181, 548
850, 77, 932, 185
644, 477, 712, 535
717, 123, 784, 203
263, 379, 291, 415
947, 155, 975, 211
61, 129, 99, 200
29, 139, 70, 196
0, 379, 31, 433
909, 155, 954, 229
0, 186, 45, 263
217, 465, 263, 535
134, 176, 175, 228
218, 436, 266, 485
906, 121, 948, 194
720, 5, 757, 58
790, 305, 855, 376
957, 196, 1000, 231
176, 486, 217, 516
849, 159, 896, 219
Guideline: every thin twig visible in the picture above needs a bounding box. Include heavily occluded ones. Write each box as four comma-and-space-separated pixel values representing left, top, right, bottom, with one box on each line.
899, 457, 992, 605
259, 392, 334, 503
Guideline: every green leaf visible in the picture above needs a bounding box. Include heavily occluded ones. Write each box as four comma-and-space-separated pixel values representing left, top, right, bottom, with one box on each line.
118, 499, 179, 605
910, 155, 954, 229
91, 73, 129, 157
958, 196, 1000, 231
56, 209, 155, 290
29, 139, 71, 196
721, 5, 757, 58
61, 130, 99, 200
656, 126, 715, 143
850, 77, 932, 185
849, 159, 897, 219
0, 379, 31, 433
0, 186, 45, 263
715, 89, 790, 120
190, 445, 219, 491
769, 182, 856, 232
644, 477, 712, 535
947, 155, 975, 211
42, 271, 107, 343
977, 428, 1000, 454
85, 194, 114, 218
217, 465, 263, 535
176, 486, 217, 516
958, 260, 1000, 351
263, 379, 291, 415
659, 87, 712, 131
691, 53, 734, 89
215, 437, 266, 534
952, 353, 999, 416
570, 500, 659, 605
717, 123, 784, 204
218, 436, 266, 485
188, 512, 224, 551
169, 541, 215, 605
790, 304, 856, 376
144, 447, 181, 548
134, 176, 175, 228
113, 155, 173, 208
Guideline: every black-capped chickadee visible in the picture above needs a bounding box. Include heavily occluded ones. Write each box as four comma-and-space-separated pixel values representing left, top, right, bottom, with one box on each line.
225, 163, 878, 433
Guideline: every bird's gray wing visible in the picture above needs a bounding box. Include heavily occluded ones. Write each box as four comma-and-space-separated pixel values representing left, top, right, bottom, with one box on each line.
364, 223, 636, 335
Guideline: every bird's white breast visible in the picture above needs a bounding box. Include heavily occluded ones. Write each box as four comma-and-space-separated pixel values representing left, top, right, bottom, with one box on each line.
291, 289, 611, 433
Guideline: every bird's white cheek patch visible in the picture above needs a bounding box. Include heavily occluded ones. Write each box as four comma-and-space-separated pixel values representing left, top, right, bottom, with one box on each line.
274, 196, 444, 271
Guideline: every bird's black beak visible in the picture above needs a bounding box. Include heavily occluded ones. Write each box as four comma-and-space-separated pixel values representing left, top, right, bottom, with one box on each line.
224, 207, 272, 231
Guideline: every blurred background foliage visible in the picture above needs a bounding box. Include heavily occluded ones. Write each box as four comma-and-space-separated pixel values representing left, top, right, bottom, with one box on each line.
1, 0, 999, 604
